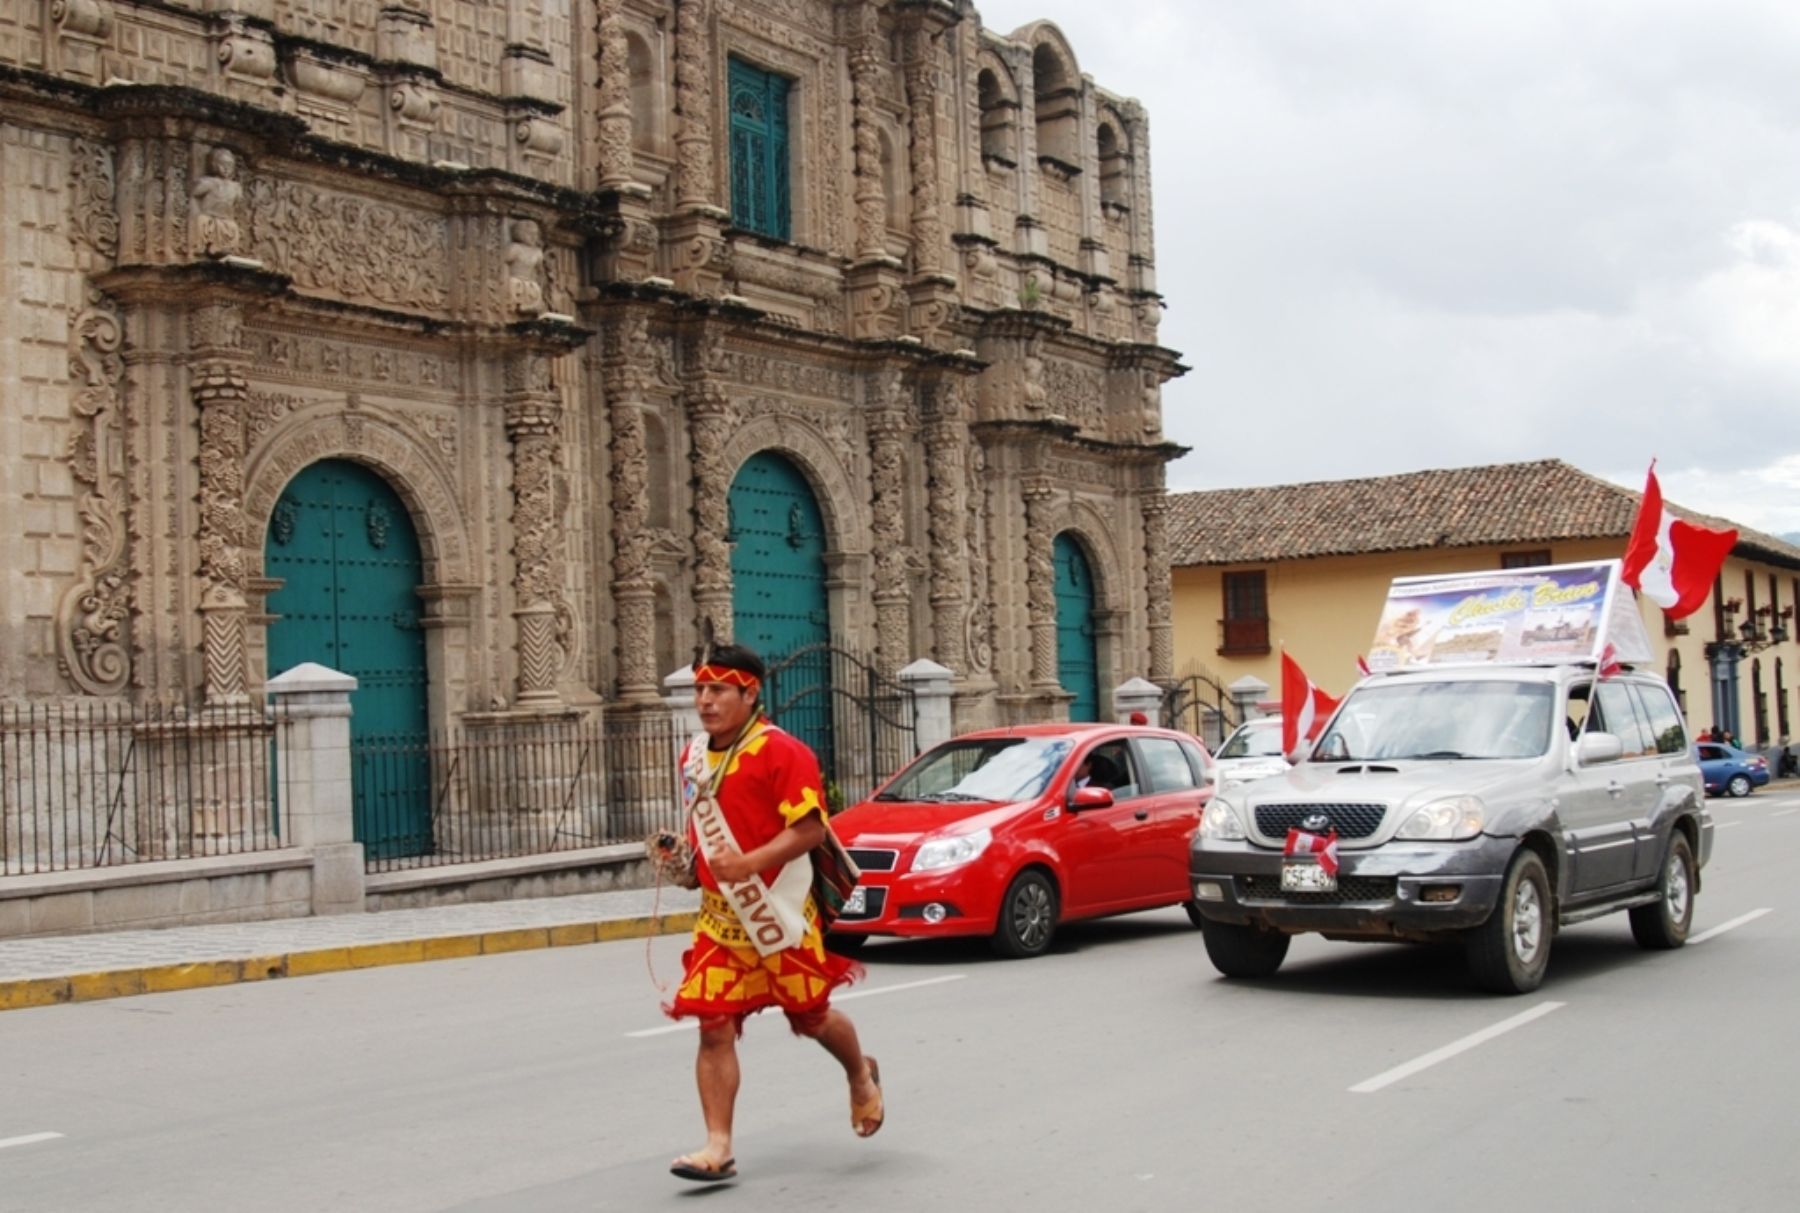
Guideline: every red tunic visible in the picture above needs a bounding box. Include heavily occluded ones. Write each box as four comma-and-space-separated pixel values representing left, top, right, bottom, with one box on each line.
664, 722, 861, 1025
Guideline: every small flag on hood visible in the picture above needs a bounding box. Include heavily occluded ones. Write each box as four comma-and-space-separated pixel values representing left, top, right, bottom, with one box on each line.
1284, 827, 1341, 878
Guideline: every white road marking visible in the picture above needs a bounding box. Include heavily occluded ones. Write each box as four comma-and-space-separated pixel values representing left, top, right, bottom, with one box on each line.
1350, 1002, 1565, 1094
1690, 908, 1773, 945
625, 974, 968, 1038
1770, 808, 1797, 818
1714, 820, 1743, 829
0, 1133, 64, 1150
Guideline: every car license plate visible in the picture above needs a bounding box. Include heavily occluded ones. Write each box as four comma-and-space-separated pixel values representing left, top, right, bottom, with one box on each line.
842, 887, 866, 915
1281, 862, 1336, 893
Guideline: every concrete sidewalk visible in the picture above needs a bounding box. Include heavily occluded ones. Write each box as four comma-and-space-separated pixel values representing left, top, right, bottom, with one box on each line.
0, 885, 701, 1013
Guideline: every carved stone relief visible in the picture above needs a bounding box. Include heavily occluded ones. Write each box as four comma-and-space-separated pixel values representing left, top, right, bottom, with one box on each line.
245, 178, 449, 312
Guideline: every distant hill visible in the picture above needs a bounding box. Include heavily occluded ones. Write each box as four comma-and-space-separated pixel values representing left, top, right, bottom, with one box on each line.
1785, 531, 1800, 547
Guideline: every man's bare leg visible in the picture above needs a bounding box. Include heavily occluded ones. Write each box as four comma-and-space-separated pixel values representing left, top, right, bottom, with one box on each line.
805, 1009, 880, 1132
675, 1020, 739, 1171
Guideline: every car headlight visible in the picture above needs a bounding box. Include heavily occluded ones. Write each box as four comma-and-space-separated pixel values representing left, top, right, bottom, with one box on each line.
1199, 800, 1247, 841
912, 826, 993, 872
1396, 795, 1485, 841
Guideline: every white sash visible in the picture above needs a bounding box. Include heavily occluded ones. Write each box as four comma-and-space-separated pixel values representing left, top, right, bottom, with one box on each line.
684, 729, 812, 957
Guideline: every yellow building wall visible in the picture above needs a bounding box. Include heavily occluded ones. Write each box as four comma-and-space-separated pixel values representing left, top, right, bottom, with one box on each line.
1173, 545, 1799, 752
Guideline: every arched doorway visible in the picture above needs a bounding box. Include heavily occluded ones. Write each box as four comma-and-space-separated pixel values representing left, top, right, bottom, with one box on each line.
1053, 532, 1099, 721
729, 451, 832, 762
265, 459, 430, 858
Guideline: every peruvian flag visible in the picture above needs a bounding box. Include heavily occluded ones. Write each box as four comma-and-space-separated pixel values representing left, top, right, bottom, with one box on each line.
1621, 462, 1737, 620
1284, 827, 1341, 878
1281, 650, 1340, 761
1597, 641, 1622, 680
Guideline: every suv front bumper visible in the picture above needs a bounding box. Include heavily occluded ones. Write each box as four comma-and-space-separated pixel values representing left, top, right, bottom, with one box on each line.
1189, 835, 1518, 937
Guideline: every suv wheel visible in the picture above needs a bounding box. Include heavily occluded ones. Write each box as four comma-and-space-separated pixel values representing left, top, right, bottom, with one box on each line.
1727, 773, 1752, 798
1200, 919, 1290, 978
1466, 849, 1553, 994
1630, 834, 1695, 950
991, 870, 1058, 959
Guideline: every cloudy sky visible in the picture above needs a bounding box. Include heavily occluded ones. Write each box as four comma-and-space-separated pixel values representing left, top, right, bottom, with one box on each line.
972, 0, 1800, 539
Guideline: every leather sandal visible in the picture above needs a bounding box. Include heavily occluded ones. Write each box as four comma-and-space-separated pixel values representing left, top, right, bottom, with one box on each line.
851, 1056, 884, 1138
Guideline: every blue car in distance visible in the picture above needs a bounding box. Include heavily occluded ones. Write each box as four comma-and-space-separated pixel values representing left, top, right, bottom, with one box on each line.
1696, 742, 1770, 798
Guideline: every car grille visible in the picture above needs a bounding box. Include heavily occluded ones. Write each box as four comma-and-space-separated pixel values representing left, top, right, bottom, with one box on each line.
1238, 875, 1398, 904
1254, 802, 1388, 840
836, 886, 887, 921
846, 848, 899, 873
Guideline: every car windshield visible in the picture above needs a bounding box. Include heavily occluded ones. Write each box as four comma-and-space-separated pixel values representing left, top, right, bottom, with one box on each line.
1313, 680, 1555, 761
876, 737, 1073, 803
1218, 724, 1283, 760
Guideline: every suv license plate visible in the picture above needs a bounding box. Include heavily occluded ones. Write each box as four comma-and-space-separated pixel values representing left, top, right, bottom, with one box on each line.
1281, 862, 1337, 894
842, 887, 866, 915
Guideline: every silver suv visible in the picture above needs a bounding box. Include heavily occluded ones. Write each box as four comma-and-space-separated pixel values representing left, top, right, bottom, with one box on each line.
1188, 662, 1712, 993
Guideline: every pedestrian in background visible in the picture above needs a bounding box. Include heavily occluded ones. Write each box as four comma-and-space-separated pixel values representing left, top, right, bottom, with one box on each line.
664, 642, 883, 1184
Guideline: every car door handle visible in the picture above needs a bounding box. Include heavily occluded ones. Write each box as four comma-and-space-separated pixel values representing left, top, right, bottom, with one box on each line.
1134, 809, 1149, 821
1606, 780, 1625, 797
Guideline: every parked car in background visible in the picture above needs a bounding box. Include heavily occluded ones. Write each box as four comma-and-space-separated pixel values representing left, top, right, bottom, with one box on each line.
1697, 742, 1770, 797
1211, 717, 1289, 788
829, 723, 1214, 958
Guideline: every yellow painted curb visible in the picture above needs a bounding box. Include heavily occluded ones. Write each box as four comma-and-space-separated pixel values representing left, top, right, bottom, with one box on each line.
0, 911, 697, 1013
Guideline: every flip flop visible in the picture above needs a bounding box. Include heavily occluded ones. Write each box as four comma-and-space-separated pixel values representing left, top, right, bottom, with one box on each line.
851, 1056, 884, 1138
670, 1153, 737, 1183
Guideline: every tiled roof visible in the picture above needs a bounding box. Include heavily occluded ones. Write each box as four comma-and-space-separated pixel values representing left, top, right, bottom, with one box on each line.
1166, 458, 1800, 569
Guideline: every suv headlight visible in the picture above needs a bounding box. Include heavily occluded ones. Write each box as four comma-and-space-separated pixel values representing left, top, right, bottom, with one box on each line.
1396, 795, 1485, 841
913, 827, 993, 872
1200, 800, 1247, 841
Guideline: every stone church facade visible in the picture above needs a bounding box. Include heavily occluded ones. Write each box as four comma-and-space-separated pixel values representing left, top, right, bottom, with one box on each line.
0, 0, 1183, 738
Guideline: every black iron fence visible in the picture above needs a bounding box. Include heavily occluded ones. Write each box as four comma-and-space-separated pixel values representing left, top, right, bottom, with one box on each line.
0, 699, 281, 876
1162, 661, 1241, 751
764, 644, 918, 810
356, 710, 688, 874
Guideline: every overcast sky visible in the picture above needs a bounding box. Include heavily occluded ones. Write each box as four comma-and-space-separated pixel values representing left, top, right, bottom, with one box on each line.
971, 0, 1800, 539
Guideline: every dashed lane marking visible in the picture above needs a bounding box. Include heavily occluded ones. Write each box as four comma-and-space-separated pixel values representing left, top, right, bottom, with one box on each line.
1350, 1002, 1565, 1094
1690, 908, 1773, 945
625, 974, 968, 1038
0, 1132, 64, 1150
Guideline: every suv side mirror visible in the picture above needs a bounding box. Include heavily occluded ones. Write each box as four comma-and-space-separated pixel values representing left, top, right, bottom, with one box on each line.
1576, 731, 1624, 766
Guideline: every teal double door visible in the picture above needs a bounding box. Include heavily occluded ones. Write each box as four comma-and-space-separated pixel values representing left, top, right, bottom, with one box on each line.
1054, 533, 1099, 722
729, 452, 833, 765
265, 459, 430, 857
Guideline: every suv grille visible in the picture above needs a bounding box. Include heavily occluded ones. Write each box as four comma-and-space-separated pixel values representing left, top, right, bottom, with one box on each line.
847, 848, 899, 873
1239, 874, 1398, 904
1254, 802, 1387, 840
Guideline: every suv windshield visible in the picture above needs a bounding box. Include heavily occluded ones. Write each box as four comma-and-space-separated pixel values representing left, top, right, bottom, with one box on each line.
1314, 680, 1555, 762
876, 737, 1073, 803
1218, 723, 1283, 760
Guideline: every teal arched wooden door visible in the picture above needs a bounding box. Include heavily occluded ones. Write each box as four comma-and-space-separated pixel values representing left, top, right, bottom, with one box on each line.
729, 452, 832, 763
265, 459, 430, 858
1054, 532, 1100, 721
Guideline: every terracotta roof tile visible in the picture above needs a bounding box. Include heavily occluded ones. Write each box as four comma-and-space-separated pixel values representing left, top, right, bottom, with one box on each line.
1167, 459, 1800, 569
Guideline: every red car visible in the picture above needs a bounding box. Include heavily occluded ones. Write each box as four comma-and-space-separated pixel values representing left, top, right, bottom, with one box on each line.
828, 723, 1214, 958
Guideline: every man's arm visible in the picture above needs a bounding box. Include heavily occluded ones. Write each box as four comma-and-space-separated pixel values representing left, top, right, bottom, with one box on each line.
705, 811, 825, 884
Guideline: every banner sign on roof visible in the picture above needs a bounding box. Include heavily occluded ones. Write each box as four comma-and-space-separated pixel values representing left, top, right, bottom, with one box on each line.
1366, 559, 1653, 673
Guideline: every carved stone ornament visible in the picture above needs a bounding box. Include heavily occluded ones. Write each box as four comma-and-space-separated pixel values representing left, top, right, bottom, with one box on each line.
52, 0, 112, 38
247, 179, 449, 312
68, 138, 118, 269
505, 218, 547, 316
190, 147, 244, 260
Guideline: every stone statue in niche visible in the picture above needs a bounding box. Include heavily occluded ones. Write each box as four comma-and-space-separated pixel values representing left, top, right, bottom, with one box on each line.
189, 147, 243, 258
505, 218, 547, 317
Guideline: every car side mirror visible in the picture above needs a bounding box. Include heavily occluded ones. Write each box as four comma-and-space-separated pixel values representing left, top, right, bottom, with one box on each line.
1576, 731, 1624, 766
1069, 786, 1114, 810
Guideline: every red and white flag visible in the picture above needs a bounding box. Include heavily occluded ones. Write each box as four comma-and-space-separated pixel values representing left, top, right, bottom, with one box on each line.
1284, 827, 1341, 878
1620, 462, 1737, 620
1281, 650, 1340, 761
1354, 654, 1371, 678
1597, 641, 1622, 680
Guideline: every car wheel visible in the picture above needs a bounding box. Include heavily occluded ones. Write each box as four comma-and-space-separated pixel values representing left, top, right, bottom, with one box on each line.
1199, 919, 1290, 978
1727, 773, 1752, 798
1183, 899, 1207, 930
1629, 834, 1696, 950
1466, 849, 1553, 995
826, 931, 869, 956
991, 870, 1059, 959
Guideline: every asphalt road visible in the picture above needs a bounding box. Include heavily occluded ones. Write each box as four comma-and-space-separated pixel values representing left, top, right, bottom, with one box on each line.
5, 788, 1799, 1213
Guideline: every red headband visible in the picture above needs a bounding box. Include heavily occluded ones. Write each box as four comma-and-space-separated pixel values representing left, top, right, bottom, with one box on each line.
694, 664, 761, 694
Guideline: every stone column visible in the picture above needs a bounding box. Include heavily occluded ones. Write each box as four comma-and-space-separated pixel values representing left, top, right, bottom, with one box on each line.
866, 369, 911, 674
900, 658, 955, 753
923, 375, 968, 675
1142, 489, 1174, 683
673, 0, 715, 212
684, 329, 734, 638
595, 0, 636, 190
504, 352, 566, 706
190, 301, 252, 707
849, 38, 887, 262
900, 26, 946, 279
266, 662, 365, 916
1023, 477, 1059, 689
605, 312, 660, 702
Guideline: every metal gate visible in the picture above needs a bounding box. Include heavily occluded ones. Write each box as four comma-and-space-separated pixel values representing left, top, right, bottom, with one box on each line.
764, 644, 918, 810
1161, 665, 1242, 751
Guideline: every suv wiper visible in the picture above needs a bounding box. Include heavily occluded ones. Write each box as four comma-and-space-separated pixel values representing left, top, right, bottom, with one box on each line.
933, 791, 995, 803
1406, 750, 1467, 760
